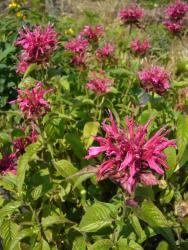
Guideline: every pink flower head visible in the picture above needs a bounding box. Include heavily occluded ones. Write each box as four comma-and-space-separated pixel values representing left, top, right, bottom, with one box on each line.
12, 126, 38, 155
16, 24, 58, 73
96, 43, 115, 60
0, 153, 17, 175
85, 111, 176, 194
64, 36, 89, 54
80, 25, 104, 42
12, 82, 52, 118
163, 19, 183, 33
118, 5, 144, 25
165, 1, 188, 21
71, 53, 88, 67
86, 71, 113, 95
131, 38, 151, 55
138, 66, 171, 95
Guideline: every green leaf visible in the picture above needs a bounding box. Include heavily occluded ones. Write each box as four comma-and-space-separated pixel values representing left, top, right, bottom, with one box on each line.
72, 236, 86, 250
54, 159, 78, 177
31, 185, 43, 200
117, 238, 134, 250
164, 147, 177, 178
45, 117, 64, 141
133, 200, 176, 247
65, 133, 86, 159
17, 141, 41, 196
156, 240, 170, 250
0, 201, 21, 219
79, 201, 117, 232
23, 63, 37, 78
42, 214, 71, 228
0, 174, 17, 193
176, 114, 188, 161
130, 214, 146, 241
82, 122, 99, 149
10, 228, 34, 250
0, 220, 20, 250
73, 173, 95, 190
91, 239, 113, 250
129, 241, 144, 250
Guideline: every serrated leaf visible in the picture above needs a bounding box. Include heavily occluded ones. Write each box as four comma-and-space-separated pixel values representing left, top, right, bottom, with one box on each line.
117, 238, 134, 250
45, 117, 64, 141
0, 220, 20, 250
17, 141, 41, 196
72, 236, 86, 250
82, 122, 99, 149
133, 200, 176, 246
130, 214, 146, 241
0, 201, 21, 219
164, 147, 177, 178
42, 214, 71, 228
91, 239, 113, 250
31, 185, 43, 200
54, 159, 78, 177
79, 201, 117, 232
177, 114, 188, 161
10, 228, 34, 250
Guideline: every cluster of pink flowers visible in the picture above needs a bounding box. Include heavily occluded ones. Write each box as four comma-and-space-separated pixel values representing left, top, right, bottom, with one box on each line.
85, 111, 176, 194
12, 82, 52, 119
130, 38, 151, 55
164, 1, 188, 33
96, 43, 115, 61
118, 5, 144, 25
138, 66, 171, 95
80, 25, 104, 42
64, 25, 105, 67
86, 71, 113, 95
16, 24, 58, 73
0, 126, 38, 175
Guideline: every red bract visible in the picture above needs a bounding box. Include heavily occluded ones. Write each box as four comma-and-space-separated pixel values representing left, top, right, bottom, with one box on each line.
80, 25, 104, 42
12, 82, 52, 118
64, 36, 89, 54
0, 153, 17, 175
118, 5, 144, 25
138, 66, 171, 95
86, 71, 113, 95
165, 1, 188, 21
163, 19, 183, 33
130, 38, 151, 55
16, 24, 58, 73
85, 112, 176, 194
96, 43, 115, 60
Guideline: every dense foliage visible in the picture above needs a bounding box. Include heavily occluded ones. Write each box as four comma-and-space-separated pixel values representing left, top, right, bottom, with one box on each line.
0, 0, 188, 249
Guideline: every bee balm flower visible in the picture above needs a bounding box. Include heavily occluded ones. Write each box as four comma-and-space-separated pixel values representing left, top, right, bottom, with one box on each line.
118, 5, 144, 25
165, 1, 188, 21
131, 38, 151, 55
16, 24, 58, 73
138, 66, 170, 95
96, 43, 115, 60
85, 112, 176, 194
80, 25, 104, 42
12, 82, 52, 118
0, 153, 17, 175
86, 71, 113, 95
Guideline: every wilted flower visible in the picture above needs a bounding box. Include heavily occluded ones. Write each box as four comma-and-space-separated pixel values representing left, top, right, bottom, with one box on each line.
12, 126, 38, 155
118, 5, 144, 25
80, 25, 104, 42
71, 54, 88, 67
163, 19, 183, 33
86, 71, 113, 95
165, 1, 188, 21
130, 38, 151, 55
0, 153, 17, 175
96, 43, 115, 60
12, 82, 52, 118
85, 111, 176, 194
138, 66, 171, 95
16, 24, 58, 73
64, 36, 89, 54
